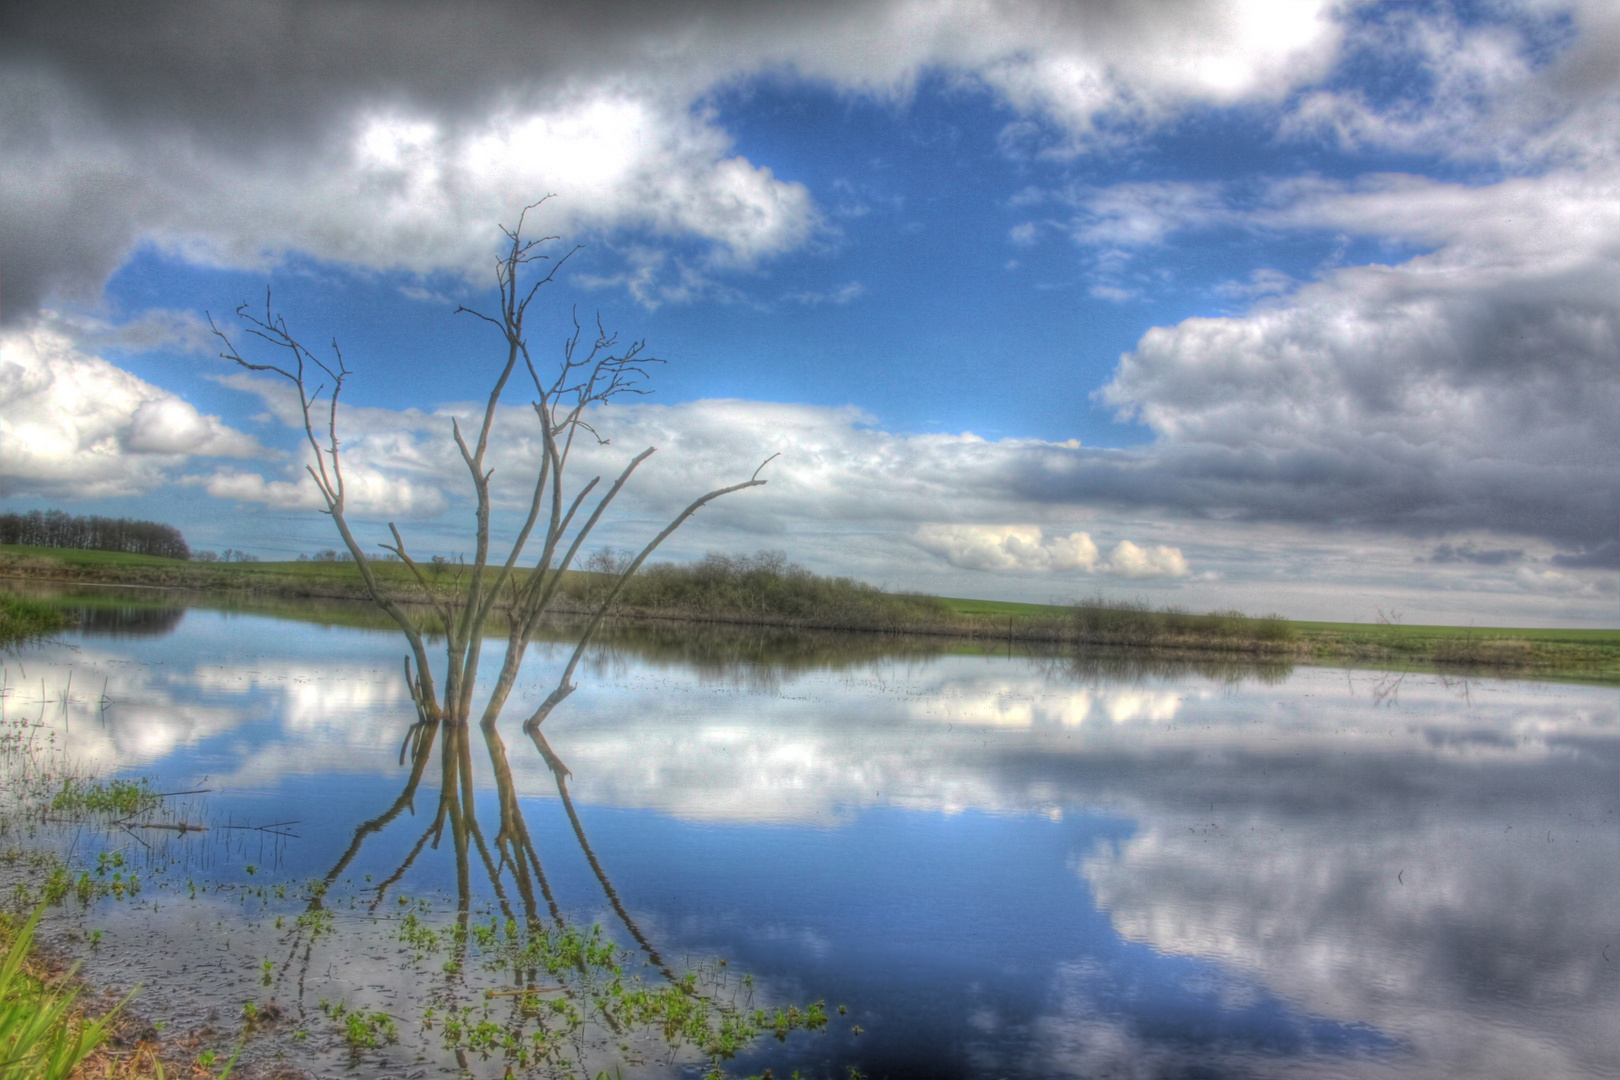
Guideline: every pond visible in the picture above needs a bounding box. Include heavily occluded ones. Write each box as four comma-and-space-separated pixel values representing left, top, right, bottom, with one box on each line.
2, 588, 1616, 1079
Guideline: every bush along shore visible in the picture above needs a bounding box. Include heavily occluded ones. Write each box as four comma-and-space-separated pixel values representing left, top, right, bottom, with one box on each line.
3, 544, 1617, 681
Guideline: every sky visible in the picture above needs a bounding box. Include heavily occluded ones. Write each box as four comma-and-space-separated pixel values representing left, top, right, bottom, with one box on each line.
1, 0, 1616, 625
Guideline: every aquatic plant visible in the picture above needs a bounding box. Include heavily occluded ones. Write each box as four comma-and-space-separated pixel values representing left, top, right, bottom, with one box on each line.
50, 777, 158, 818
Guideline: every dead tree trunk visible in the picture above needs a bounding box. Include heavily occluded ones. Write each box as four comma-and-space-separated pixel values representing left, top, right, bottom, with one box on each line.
212, 201, 771, 727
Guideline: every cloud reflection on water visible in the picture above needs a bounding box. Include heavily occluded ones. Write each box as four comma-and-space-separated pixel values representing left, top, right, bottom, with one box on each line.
8, 611, 1617, 1077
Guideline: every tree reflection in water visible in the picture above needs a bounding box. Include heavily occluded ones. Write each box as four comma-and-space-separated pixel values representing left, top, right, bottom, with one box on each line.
287, 712, 826, 1076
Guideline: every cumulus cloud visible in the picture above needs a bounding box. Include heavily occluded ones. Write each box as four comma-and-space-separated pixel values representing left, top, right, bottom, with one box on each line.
913, 525, 1188, 579
1086, 167, 1620, 562
0, 323, 262, 498
1278, 1, 1620, 168
198, 366, 1608, 616
914, 525, 1099, 573
0, 85, 816, 320
1099, 538, 1189, 578
0, 0, 1346, 322
183, 467, 448, 519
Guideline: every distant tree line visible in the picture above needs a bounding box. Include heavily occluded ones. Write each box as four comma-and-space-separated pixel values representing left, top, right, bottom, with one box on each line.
0, 509, 191, 560
192, 548, 259, 563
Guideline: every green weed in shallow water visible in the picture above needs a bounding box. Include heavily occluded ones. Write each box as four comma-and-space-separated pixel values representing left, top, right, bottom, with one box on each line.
49, 777, 157, 817
334, 1006, 397, 1050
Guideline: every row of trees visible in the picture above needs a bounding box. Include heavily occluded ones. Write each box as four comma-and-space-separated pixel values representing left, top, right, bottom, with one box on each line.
0, 509, 191, 560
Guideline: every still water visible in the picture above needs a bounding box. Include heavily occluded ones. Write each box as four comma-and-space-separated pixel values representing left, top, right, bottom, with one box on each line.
3, 591, 1617, 1079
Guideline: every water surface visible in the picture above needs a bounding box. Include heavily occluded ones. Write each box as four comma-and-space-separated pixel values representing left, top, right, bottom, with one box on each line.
3, 590, 1616, 1079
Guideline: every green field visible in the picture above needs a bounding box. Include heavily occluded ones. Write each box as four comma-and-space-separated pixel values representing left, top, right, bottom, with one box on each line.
1290, 619, 1620, 644
939, 596, 1071, 618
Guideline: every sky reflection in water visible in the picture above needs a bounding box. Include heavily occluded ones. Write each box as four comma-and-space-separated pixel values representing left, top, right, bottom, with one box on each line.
7, 598, 1617, 1079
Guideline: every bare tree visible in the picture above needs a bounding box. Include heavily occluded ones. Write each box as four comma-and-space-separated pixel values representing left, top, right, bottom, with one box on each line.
211, 201, 773, 730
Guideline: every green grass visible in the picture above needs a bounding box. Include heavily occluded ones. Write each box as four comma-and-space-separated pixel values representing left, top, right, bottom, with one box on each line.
939, 596, 1070, 618
1290, 619, 1620, 643
0, 545, 189, 570
0, 905, 123, 1079
0, 593, 73, 645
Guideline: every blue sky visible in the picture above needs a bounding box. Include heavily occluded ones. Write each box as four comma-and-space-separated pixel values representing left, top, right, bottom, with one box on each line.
2, 1, 1616, 624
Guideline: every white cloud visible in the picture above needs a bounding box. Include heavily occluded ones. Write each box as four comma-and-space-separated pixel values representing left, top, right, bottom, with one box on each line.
1513, 566, 1590, 596
1, 0, 1348, 321
187, 465, 448, 519
912, 525, 1187, 579
1215, 268, 1295, 299
1100, 539, 1189, 579
0, 322, 262, 498
1066, 181, 1230, 247
0, 90, 816, 316
1087, 284, 1139, 303
914, 524, 1099, 573
1092, 167, 1620, 558
1278, 2, 1620, 169
969, 0, 1340, 154
784, 281, 866, 307
182, 372, 1615, 621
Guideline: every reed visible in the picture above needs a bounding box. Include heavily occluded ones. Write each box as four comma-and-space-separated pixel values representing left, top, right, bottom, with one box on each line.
0, 904, 122, 1079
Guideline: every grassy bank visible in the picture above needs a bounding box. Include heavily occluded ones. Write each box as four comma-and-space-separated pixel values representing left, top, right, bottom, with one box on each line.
4, 544, 1618, 681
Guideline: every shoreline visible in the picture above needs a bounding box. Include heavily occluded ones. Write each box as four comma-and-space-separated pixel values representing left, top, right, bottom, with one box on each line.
4, 548, 1618, 683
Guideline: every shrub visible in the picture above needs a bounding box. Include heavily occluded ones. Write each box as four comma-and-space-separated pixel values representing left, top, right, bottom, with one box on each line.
576, 550, 952, 629
1070, 595, 1295, 648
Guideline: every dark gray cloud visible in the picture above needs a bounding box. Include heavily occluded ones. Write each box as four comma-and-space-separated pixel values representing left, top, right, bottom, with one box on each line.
1066, 170, 1620, 557
1424, 542, 1525, 566
1550, 539, 1620, 569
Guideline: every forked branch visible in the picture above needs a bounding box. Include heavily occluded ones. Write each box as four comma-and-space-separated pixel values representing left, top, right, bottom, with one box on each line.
213, 209, 773, 732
